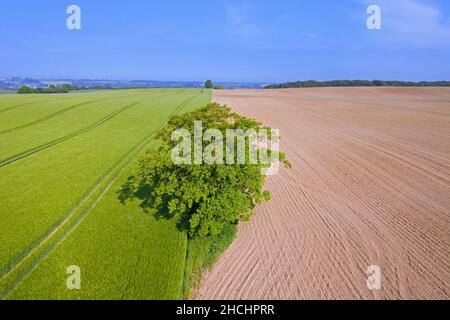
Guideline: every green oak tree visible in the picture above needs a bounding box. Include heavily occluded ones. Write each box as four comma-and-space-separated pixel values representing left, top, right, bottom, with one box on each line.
120, 103, 290, 238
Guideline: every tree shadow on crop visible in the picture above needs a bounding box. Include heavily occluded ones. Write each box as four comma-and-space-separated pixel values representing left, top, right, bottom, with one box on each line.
117, 176, 189, 232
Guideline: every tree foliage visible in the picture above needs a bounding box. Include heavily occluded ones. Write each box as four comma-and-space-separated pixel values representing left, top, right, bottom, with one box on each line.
120, 103, 289, 238
17, 85, 70, 94
265, 80, 450, 89
17, 86, 34, 94
17, 85, 113, 94
204, 80, 213, 89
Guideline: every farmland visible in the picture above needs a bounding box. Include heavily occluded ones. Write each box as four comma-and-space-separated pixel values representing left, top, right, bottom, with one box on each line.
0, 89, 211, 299
199, 87, 450, 300
2, 87, 449, 300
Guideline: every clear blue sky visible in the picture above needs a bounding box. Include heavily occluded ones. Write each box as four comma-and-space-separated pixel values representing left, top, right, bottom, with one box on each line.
1, 0, 449, 82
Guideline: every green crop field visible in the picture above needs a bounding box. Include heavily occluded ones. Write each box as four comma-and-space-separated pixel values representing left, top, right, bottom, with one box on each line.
0, 89, 211, 299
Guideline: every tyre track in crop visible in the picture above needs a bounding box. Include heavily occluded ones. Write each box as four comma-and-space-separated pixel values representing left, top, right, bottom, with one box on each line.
0, 101, 142, 168
0, 96, 127, 136
0, 91, 203, 299
0, 100, 46, 114
0, 91, 182, 277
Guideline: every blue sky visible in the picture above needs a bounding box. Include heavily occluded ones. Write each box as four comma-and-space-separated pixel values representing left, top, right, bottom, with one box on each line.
1, 0, 449, 82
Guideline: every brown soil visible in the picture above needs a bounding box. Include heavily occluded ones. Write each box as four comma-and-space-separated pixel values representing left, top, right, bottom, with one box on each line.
197, 87, 450, 300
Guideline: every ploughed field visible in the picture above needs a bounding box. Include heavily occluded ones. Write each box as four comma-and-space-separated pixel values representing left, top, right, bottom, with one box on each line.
198, 87, 450, 300
0, 89, 211, 299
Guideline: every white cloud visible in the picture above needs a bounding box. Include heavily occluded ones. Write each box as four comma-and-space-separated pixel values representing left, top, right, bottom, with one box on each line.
304, 32, 321, 39
360, 0, 450, 47
224, 2, 261, 38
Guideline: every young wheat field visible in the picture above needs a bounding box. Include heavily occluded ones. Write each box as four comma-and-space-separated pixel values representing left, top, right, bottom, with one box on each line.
0, 89, 211, 299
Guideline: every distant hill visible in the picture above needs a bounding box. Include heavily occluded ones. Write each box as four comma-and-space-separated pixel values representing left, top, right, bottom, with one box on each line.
0, 77, 266, 90
264, 80, 450, 89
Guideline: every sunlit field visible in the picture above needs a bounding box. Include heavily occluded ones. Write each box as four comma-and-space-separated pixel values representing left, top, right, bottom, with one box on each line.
0, 89, 211, 299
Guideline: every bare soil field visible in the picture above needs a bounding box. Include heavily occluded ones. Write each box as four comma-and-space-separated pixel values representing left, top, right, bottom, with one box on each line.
198, 87, 450, 300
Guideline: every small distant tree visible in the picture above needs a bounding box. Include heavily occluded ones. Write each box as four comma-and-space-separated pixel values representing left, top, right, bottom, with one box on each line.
62, 84, 74, 91
205, 80, 213, 89
17, 86, 33, 94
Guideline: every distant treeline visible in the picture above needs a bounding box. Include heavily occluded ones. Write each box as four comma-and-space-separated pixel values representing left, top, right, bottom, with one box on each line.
264, 80, 450, 89
17, 84, 113, 94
